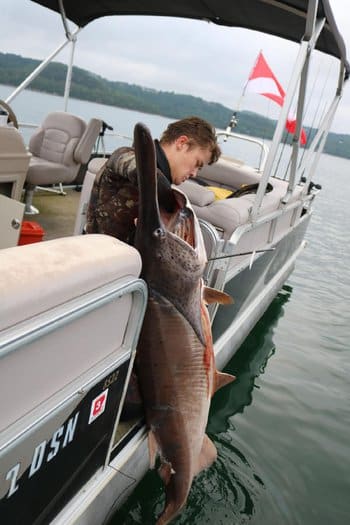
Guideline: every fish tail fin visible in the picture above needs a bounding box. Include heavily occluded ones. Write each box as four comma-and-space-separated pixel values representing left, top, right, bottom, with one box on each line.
156, 476, 191, 525
156, 435, 217, 524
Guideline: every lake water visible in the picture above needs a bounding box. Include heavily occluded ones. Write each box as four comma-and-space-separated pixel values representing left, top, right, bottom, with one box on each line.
2, 85, 349, 525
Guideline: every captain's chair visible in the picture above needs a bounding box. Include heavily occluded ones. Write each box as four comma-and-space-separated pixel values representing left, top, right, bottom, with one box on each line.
24, 111, 102, 214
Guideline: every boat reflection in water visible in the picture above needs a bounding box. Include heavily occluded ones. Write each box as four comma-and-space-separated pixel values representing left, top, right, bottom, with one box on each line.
209, 284, 292, 433
112, 285, 292, 525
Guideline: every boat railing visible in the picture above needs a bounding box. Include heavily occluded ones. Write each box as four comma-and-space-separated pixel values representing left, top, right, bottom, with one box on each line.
216, 131, 269, 172
250, 9, 346, 221
202, 188, 315, 311
230, 193, 313, 248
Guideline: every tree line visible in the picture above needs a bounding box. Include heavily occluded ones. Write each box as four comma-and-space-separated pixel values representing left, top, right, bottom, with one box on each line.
1, 52, 349, 158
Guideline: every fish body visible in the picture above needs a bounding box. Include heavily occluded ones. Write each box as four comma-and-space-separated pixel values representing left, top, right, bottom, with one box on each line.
133, 123, 234, 524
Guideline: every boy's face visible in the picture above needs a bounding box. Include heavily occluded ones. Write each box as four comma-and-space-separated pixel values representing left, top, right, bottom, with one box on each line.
165, 136, 212, 185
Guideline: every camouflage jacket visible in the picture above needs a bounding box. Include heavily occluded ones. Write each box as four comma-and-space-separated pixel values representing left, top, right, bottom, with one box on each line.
86, 143, 174, 245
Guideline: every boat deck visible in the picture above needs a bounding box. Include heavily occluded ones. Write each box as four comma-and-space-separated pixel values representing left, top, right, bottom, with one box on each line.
25, 187, 81, 240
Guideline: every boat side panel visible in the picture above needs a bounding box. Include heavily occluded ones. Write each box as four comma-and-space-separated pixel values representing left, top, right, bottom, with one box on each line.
0, 236, 147, 524
0, 360, 130, 524
51, 429, 149, 525
212, 215, 310, 351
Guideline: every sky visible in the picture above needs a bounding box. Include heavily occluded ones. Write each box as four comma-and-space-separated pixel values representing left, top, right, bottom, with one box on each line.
2, 0, 350, 133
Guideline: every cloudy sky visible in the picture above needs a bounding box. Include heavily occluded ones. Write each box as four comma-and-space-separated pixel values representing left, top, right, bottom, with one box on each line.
2, 0, 350, 133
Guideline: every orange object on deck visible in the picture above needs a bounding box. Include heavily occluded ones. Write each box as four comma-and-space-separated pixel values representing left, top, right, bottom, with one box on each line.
18, 221, 45, 245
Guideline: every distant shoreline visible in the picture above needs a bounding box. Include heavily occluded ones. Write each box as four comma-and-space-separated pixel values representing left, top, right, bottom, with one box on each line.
1, 51, 350, 159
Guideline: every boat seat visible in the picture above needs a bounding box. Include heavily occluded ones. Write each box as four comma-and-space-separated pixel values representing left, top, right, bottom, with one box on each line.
178, 156, 262, 209
198, 156, 262, 188
179, 158, 304, 240
0, 126, 31, 201
23, 111, 102, 214
0, 234, 143, 431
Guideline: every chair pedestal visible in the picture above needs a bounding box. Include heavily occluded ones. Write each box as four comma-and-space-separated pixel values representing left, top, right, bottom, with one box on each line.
24, 187, 39, 215
36, 183, 66, 195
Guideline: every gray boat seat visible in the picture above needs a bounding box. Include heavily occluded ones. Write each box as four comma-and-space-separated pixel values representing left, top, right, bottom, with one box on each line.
0, 234, 144, 432
24, 111, 102, 214
0, 126, 31, 201
179, 158, 304, 241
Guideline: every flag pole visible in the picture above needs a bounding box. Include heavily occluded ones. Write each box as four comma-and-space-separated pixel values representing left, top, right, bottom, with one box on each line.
224, 50, 262, 135
242, 49, 263, 97
224, 113, 238, 134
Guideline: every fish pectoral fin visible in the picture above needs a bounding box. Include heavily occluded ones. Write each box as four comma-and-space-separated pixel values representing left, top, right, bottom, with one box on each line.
194, 434, 217, 477
214, 370, 236, 393
203, 286, 234, 305
148, 429, 159, 469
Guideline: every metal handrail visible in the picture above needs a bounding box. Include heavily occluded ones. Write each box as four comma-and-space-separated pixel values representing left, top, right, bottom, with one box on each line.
216, 131, 269, 172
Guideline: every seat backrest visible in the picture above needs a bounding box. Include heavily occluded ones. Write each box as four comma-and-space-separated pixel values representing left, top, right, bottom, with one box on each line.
29, 111, 87, 168
74, 118, 103, 165
28, 111, 102, 169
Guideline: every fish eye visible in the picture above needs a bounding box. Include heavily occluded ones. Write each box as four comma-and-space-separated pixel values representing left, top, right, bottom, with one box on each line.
153, 227, 165, 238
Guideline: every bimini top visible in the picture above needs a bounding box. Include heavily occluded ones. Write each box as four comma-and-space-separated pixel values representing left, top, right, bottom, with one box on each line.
31, 0, 348, 68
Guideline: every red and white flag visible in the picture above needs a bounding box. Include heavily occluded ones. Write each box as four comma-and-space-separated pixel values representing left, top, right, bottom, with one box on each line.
244, 51, 307, 145
244, 51, 285, 106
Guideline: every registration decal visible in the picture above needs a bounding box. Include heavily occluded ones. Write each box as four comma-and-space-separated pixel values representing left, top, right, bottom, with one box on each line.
88, 389, 108, 424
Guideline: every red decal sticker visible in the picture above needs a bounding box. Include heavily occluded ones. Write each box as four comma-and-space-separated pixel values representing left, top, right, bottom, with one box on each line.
88, 389, 108, 424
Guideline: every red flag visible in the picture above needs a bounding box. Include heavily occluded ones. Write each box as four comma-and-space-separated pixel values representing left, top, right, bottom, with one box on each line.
245, 51, 285, 106
245, 51, 307, 145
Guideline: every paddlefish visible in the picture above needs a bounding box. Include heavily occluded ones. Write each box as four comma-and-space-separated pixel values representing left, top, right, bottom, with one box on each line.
133, 122, 235, 525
